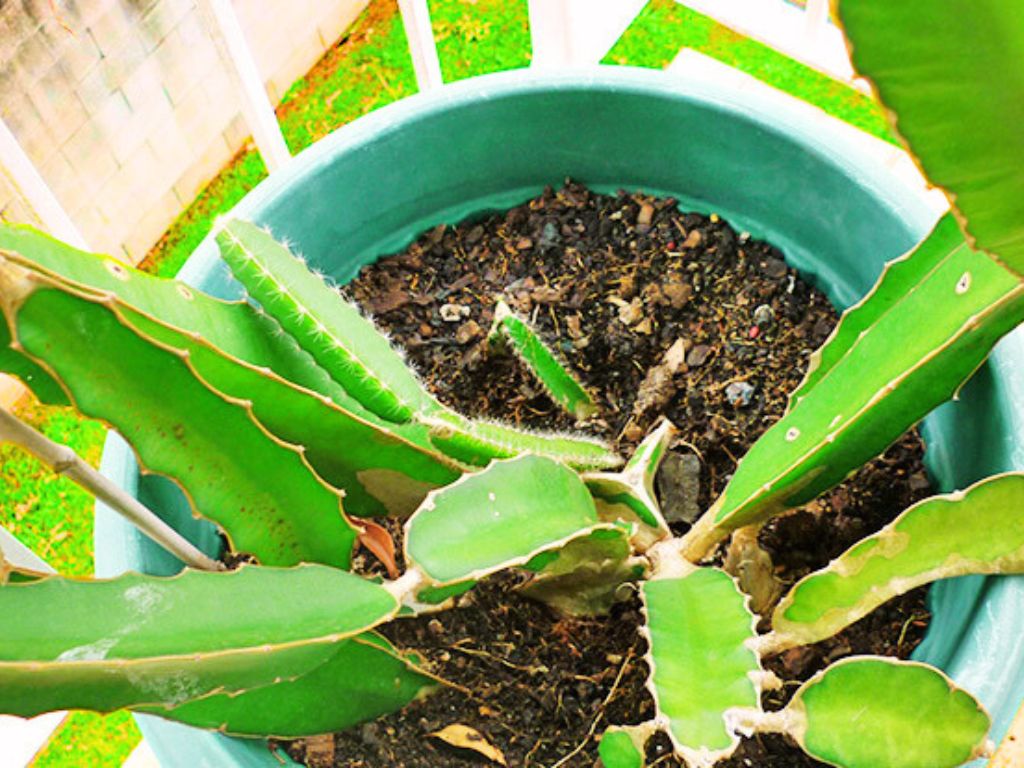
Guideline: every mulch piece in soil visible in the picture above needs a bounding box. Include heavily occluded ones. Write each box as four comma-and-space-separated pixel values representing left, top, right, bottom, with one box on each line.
281, 180, 933, 768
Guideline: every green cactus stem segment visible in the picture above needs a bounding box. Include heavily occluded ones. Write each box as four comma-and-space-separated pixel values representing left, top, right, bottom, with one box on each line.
835, 0, 1024, 275
0, 565, 399, 717
0, 228, 465, 516
0, 252, 68, 405
786, 217, 957, 408
138, 632, 433, 738
519, 525, 647, 616
415, 580, 476, 607
0, 227, 357, 412
683, 216, 1024, 560
216, 219, 432, 423
0, 319, 67, 405
489, 299, 598, 419
405, 454, 606, 585
735, 657, 991, 768
423, 409, 621, 471
641, 568, 761, 767
116, 304, 461, 518
762, 472, 1024, 653
584, 419, 676, 549
6, 283, 357, 568
598, 725, 652, 768
0, 406, 221, 571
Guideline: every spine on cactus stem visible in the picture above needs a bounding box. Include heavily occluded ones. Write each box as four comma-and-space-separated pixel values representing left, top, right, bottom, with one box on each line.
216, 219, 434, 423
422, 409, 621, 471
488, 299, 598, 420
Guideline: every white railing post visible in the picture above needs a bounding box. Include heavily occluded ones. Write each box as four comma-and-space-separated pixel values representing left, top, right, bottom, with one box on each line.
676, 0, 857, 84
397, 0, 444, 91
528, 0, 574, 68
201, 0, 291, 172
0, 118, 88, 251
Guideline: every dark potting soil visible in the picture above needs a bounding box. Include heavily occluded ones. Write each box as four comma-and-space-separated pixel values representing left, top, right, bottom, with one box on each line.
283, 181, 933, 768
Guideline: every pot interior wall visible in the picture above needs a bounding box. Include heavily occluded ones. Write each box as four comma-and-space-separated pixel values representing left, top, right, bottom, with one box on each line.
94, 69, 1024, 767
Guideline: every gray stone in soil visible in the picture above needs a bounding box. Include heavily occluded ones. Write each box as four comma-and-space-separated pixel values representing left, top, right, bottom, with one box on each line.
725, 380, 755, 407
656, 451, 702, 524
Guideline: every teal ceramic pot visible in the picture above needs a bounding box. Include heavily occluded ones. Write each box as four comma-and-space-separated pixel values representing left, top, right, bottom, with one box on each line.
94, 67, 1024, 767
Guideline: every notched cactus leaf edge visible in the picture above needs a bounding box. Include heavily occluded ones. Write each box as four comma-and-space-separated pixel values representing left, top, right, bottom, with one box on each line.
762, 472, 1024, 653
404, 454, 608, 586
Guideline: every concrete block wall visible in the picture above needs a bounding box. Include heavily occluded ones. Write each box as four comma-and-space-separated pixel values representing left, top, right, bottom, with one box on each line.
0, 0, 369, 264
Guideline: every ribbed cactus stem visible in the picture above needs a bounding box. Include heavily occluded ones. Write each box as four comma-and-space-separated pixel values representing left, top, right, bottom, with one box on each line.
489, 299, 598, 420
423, 410, 621, 471
217, 220, 431, 423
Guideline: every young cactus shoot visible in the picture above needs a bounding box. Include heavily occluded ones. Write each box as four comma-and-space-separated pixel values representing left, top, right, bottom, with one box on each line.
489, 299, 598, 420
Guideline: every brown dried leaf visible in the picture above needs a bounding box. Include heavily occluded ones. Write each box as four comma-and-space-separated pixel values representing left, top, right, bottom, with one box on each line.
357, 519, 399, 578
430, 724, 507, 765
686, 343, 712, 367
367, 288, 409, 315
631, 338, 688, 419
636, 202, 654, 232
663, 338, 688, 371
662, 279, 692, 309
723, 526, 782, 615
565, 314, 584, 339
455, 320, 483, 345
531, 284, 569, 304
608, 296, 644, 326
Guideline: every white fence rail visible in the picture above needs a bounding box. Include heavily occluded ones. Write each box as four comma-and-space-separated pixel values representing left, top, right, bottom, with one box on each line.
679, 0, 859, 84
398, 0, 444, 91
201, 0, 292, 172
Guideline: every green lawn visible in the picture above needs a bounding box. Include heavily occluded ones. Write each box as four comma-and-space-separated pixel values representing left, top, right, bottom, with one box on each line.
5, 0, 889, 763
604, 0, 895, 142
0, 404, 104, 576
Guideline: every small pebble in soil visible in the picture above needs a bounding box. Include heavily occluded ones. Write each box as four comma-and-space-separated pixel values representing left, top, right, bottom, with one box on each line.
725, 380, 756, 407
440, 303, 469, 322
283, 181, 933, 768
753, 303, 775, 328
656, 452, 702, 524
